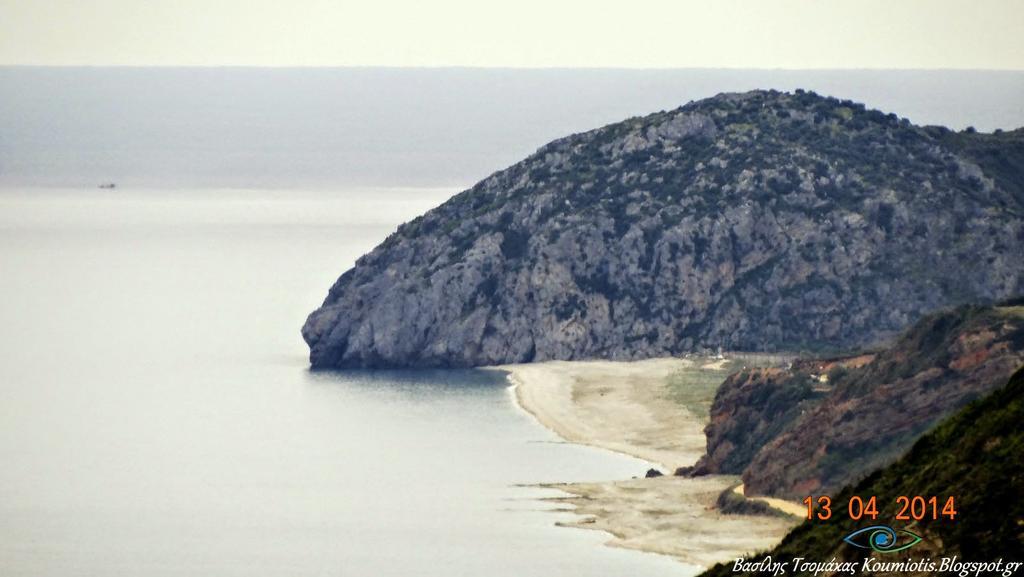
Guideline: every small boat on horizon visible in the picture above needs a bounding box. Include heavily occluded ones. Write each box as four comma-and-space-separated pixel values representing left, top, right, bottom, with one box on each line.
98, 182, 117, 189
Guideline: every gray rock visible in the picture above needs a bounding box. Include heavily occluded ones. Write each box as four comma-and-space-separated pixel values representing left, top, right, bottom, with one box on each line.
303, 90, 1024, 369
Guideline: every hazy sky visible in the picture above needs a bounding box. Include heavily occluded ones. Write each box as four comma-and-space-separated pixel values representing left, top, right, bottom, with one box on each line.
1, 0, 1022, 69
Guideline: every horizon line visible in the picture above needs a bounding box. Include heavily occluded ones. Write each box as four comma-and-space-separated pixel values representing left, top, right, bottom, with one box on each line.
2, 64, 1023, 73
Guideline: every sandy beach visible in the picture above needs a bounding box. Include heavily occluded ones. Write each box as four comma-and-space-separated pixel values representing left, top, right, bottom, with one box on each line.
502, 358, 709, 472
496, 358, 801, 567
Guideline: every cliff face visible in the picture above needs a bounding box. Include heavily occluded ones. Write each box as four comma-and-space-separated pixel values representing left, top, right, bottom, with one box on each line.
692, 303, 1024, 500
701, 366, 1024, 577
692, 366, 824, 476
303, 90, 1024, 369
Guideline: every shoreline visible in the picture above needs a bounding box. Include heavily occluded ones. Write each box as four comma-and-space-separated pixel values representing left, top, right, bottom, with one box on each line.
500, 358, 706, 472
493, 358, 801, 568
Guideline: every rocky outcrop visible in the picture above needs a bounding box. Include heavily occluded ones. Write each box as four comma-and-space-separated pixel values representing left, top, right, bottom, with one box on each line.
303, 90, 1024, 369
693, 302, 1024, 500
690, 367, 822, 476
690, 354, 874, 477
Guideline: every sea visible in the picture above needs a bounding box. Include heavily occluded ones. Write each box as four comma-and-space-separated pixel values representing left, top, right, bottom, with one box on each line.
0, 67, 1022, 577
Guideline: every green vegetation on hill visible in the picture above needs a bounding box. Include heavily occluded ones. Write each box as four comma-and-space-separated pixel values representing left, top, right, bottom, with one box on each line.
938, 127, 1024, 206
701, 366, 1024, 576
699, 368, 821, 474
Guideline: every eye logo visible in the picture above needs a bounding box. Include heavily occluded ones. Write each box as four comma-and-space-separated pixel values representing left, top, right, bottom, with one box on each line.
842, 525, 922, 553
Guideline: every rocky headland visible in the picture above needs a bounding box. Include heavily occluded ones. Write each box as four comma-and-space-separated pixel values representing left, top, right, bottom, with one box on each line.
304, 90, 1024, 369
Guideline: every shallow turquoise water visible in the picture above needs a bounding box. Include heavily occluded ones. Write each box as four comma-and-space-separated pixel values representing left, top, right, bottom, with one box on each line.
0, 188, 694, 577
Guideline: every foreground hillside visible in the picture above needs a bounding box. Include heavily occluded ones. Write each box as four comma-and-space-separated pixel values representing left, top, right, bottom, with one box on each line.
690, 302, 1024, 500
304, 90, 1024, 368
701, 366, 1024, 576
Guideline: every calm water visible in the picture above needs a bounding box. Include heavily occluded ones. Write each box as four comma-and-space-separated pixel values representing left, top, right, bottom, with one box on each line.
2, 68, 1022, 189
0, 188, 692, 577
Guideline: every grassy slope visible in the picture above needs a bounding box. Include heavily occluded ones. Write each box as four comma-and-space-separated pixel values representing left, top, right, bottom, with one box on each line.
664, 360, 746, 421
